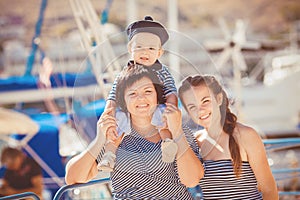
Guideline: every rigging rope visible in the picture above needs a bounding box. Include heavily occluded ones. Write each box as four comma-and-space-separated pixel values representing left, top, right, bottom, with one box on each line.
101, 0, 113, 24
24, 0, 48, 76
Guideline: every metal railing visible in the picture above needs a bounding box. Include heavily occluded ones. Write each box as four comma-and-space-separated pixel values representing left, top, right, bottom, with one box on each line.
279, 191, 300, 196
51, 138, 300, 199
264, 137, 300, 197
53, 177, 110, 200
52, 174, 300, 198
263, 137, 300, 151
0, 192, 40, 200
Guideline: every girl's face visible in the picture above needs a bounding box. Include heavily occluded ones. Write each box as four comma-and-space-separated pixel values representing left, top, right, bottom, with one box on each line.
128, 32, 163, 66
181, 84, 222, 130
124, 77, 158, 119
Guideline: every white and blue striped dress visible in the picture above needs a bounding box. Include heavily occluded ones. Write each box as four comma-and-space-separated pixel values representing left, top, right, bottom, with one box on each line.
199, 160, 263, 200
98, 126, 201, 199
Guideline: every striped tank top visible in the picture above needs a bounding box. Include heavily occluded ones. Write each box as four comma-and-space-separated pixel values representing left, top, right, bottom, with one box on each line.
199, 160, 262, 199
109, 126, 201, 199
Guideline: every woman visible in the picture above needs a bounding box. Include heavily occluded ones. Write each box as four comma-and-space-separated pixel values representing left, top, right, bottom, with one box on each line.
179, 75, 278, 200
65, 65, 204, 199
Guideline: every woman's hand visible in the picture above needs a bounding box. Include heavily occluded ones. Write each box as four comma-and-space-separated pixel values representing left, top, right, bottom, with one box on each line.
97, 107, 117, 141
163, 103, 183, 138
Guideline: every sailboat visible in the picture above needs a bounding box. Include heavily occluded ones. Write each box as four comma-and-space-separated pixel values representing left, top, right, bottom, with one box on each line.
0, 0, 120, 198
202, 18, 300, 138
1, 1, 299, 199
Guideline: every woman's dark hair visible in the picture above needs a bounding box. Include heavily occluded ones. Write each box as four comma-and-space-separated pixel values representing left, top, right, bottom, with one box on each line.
115, 63, 165, 113
179, 75, 241, 177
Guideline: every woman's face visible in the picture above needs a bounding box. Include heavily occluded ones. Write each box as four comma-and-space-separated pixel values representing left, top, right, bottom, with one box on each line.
181, 84, 222, 130
124, 77, 158, 119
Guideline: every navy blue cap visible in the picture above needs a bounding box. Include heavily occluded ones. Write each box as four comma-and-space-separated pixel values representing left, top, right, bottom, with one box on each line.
126, 16, 169, 45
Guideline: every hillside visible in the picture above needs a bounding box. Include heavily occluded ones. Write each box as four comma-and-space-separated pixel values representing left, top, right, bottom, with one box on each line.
0, 0, 299, 45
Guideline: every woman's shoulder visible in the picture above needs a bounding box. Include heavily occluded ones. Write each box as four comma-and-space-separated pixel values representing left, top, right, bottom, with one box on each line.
235, 123, 264, 150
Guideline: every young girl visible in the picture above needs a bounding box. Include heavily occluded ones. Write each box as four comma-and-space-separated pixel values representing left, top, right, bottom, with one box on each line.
179, 75, 278, 199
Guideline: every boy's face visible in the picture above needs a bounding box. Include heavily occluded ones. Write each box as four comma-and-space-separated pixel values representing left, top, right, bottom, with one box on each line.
128, 32, 163, 66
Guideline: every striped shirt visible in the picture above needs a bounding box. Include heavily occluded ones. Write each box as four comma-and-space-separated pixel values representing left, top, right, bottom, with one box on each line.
97, 126, 202, 199
199, 160, 263, 200
107, 60, 177, 101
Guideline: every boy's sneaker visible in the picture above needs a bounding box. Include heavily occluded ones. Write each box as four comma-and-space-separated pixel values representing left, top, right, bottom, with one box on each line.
161, 138, 178, 163
97, 151, 116, 172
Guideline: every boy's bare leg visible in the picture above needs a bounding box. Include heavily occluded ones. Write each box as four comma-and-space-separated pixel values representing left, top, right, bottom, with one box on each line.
165, 93, 178, 108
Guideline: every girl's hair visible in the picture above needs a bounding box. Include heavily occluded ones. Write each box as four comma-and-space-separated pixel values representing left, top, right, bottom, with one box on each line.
115, 63, 165, 113
179, 75, 241, 177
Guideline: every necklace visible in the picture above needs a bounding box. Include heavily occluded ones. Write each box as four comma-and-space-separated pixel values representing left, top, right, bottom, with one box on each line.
133, 125, 158, 138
